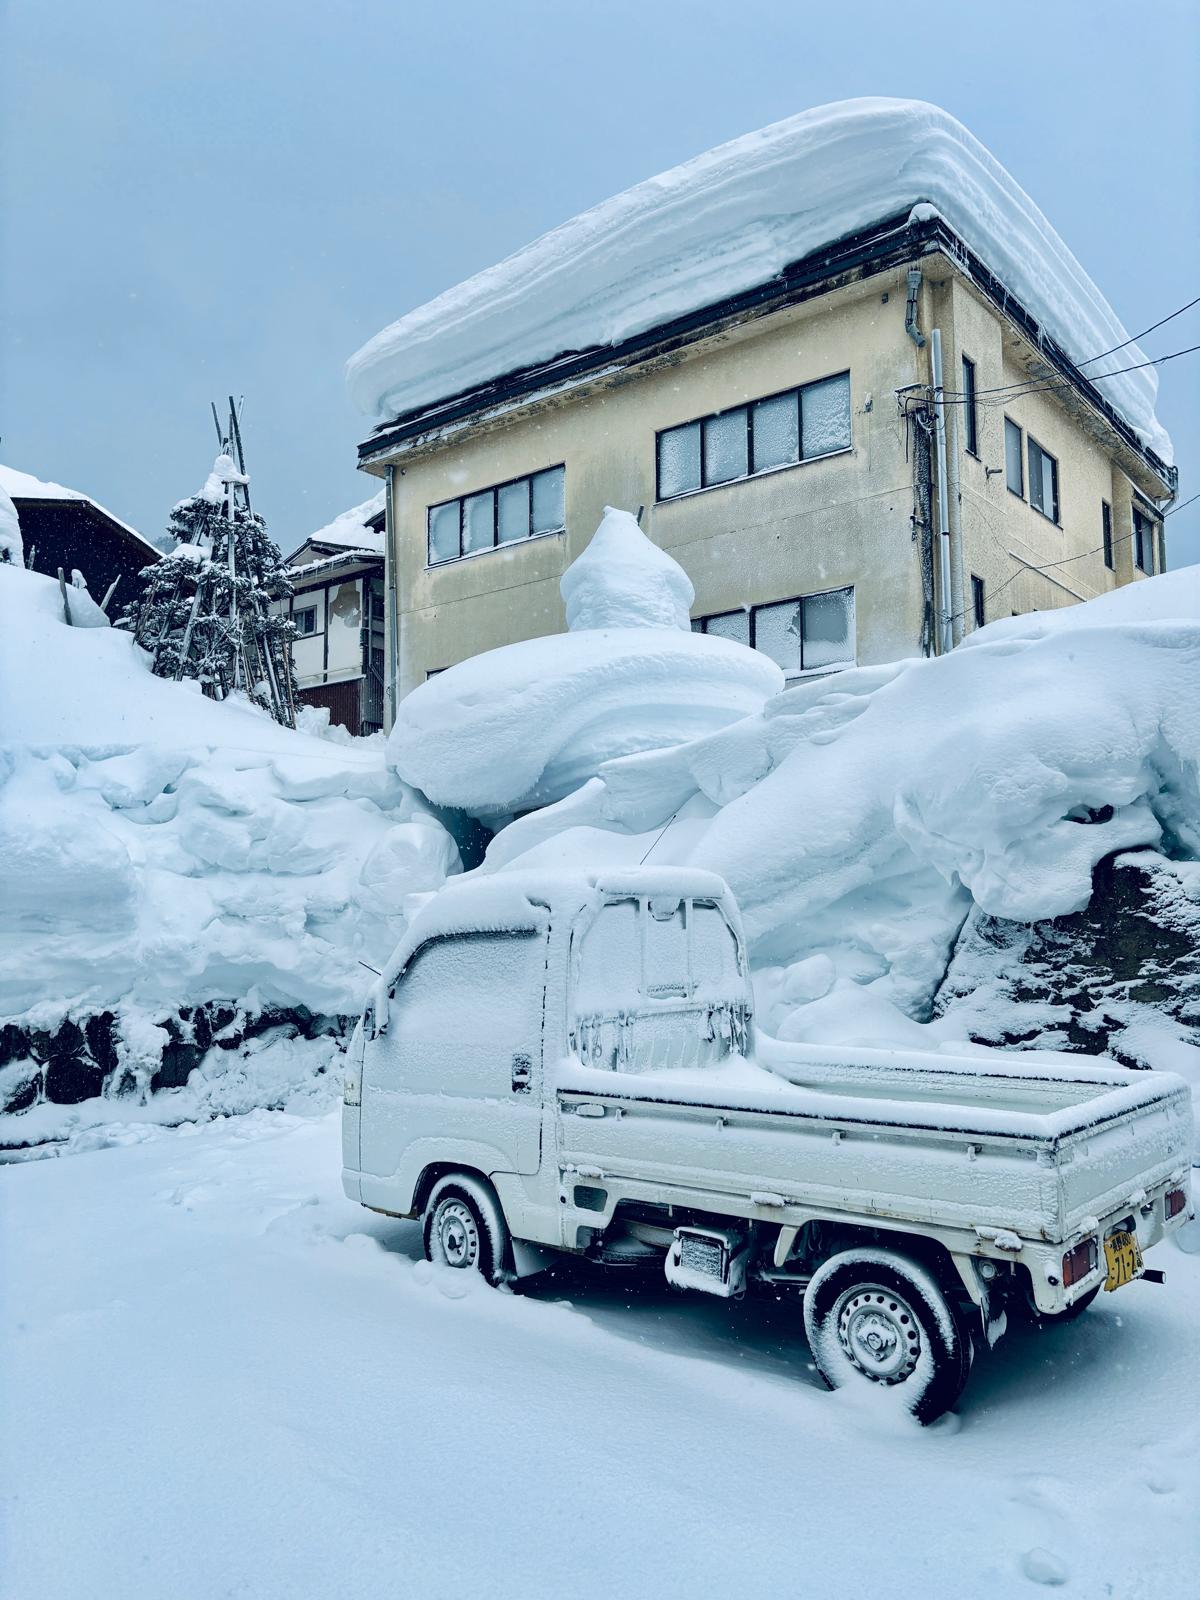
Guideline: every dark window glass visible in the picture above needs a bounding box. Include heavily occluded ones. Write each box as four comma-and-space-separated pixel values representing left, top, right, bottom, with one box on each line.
699, 609, 751, 648
294, 606, 317, 636
800, 587, 855, 669
1004, 418, 1024, 496
1102, 502, 1114, 570
962, 355, 978, 455
971, 575, 986, 629
1028, 438, 1059, 522
1133, 507, 1155, 573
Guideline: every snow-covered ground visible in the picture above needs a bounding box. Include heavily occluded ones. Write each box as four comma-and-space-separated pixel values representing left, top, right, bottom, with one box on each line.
3, 1106, 1197, 1600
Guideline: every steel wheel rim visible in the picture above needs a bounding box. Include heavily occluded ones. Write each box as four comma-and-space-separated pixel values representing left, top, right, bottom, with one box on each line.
436, 1199, 480, 1269
834, 1282, 922, 1384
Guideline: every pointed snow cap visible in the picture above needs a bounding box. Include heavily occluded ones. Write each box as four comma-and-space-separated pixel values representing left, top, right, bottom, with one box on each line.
197, 452, 250, 505
560, 506, 694, 632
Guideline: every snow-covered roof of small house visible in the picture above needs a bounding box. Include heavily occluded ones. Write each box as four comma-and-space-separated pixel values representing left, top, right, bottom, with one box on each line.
346, 98, 1171, 465
284, 490, 386, 569
0, 463, 160, 557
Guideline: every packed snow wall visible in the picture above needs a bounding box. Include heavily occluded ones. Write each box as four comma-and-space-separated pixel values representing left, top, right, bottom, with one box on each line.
0, 564, 460, 1138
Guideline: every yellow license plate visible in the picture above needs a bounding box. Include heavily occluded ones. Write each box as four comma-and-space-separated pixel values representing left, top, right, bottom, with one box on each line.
1103, 1229, 1143, 1292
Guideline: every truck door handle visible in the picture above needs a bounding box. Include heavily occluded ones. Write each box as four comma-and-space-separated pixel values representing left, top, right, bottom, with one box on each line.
511, 1053, 533, 1094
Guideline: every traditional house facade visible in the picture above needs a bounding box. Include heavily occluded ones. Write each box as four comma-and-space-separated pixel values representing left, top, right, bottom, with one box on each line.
0, 463, 160, 609
281, 494, 387, 736
347, 104, 1176, 723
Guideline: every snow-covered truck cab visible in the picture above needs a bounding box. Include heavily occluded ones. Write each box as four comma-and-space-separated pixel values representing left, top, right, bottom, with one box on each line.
344, 868, 1193, 1424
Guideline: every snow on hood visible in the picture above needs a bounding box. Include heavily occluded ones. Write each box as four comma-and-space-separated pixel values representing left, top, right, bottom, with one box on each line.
387, 509, 780, 819
347, 98, 1171, 464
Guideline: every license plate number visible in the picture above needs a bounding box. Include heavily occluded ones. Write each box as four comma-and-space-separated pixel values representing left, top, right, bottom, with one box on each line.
1103, 1229, 1143, 1292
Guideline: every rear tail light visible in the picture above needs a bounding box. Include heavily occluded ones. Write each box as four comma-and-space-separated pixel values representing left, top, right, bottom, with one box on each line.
1165, 1188, 1187, 1221
1062, 1237, 1098, 1287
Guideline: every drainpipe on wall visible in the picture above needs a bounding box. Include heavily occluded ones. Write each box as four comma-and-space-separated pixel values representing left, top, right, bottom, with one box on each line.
904, 269, 926, 348
384, 464, 399, 730
929, 328, 954, 654
945, 392, 966, 645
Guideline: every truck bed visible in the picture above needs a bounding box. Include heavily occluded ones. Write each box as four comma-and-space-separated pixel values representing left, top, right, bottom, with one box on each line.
554, 1041, 1192, 1244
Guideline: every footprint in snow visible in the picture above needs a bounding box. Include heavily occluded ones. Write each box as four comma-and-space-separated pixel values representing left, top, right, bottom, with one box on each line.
1019, 1548, 1069, 1587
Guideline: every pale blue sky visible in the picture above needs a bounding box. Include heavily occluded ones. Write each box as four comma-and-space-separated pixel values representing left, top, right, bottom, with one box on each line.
2, 0, 1197, 564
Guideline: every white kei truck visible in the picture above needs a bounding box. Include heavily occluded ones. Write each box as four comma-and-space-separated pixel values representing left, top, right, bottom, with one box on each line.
342, 868, 1194, 1421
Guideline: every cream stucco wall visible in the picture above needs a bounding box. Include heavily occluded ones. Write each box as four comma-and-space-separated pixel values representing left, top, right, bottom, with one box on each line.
370, 250, 1170, 706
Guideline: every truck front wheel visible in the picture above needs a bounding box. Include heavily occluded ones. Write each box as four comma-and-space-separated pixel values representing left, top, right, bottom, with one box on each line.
803, 1249, 972, 1424
422, 1175, 510, 1286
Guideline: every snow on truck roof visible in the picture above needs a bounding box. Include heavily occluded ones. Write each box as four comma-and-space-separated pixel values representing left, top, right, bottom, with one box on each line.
346, 98, 1171, 465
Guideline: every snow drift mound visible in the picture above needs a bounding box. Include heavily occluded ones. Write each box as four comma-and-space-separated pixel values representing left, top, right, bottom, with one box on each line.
347, 97, 1170, 464
388, 508, 781, 820
482, 569, 1200, 1052
0, 564, 460, 1120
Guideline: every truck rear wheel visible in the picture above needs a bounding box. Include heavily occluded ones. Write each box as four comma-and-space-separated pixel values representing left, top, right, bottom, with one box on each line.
803, 1249, 972, 1424
422, 1175, 510, 1286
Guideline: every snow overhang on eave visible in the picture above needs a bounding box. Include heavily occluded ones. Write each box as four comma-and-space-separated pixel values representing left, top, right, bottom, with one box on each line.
12, 493, 163, 562
285, 547, 384, 583
356, 211, 1176, 500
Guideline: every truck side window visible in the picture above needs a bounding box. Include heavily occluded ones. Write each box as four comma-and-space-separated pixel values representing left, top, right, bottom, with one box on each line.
385, 930, 544, 1090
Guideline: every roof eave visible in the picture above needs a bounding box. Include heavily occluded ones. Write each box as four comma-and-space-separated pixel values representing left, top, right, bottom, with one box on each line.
356, 211, 1176, 498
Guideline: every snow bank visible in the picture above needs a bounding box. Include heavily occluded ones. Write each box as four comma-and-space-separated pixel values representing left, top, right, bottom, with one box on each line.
347, 98, 1171, 464
480, 567, 1200, 1051
0, 482, 23, 566
389, 509, 780, 819
0, 563, 459, 1043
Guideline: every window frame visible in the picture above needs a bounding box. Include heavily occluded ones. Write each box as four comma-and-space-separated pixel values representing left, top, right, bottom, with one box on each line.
1132, 505, 1157, 574
655, 371, 852, 504
1004, 417, 1024, 499
971, 574, 986, 630
293, 604, 319, 637
1102, 501, 1114, 571
1026, 435, 1060, 524
693, 585, 856, 676
426, 464, 566, 568
961, 354, 979, 457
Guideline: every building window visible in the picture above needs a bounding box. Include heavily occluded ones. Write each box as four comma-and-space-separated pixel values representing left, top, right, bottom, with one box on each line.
961, 355, 978, 456
1133, 506, 1156, 574
1102, 501, 1114, 570
657, 372, 851, 501
294, 605, 318, 636
692, 586, 855, 676
1027, 438, 1060, 523
971, 574, 986, 629
1004, 417, 1024, 497
427, 465, 565, 566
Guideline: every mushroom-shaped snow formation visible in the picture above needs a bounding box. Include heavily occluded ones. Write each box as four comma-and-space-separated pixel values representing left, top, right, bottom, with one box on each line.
388, 507, 782, 821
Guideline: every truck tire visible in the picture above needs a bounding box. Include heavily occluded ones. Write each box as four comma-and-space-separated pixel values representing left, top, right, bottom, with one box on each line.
422, 1174, 510, 1286
803, 1248, 972, 1424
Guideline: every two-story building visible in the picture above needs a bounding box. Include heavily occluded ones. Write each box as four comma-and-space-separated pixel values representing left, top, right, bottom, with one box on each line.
281, 493, 387, 736
345, 100, 1176, 723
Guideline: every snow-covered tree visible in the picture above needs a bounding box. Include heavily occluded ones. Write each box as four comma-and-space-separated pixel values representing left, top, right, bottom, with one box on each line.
122, 411, 297, 726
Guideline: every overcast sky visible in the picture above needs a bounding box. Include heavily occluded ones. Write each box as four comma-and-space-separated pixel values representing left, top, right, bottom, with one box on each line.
2, 0, 1197, 566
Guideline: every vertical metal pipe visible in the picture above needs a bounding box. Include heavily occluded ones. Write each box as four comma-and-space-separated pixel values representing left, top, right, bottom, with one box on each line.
385, 464, 399, 731
930, 329, 954, 654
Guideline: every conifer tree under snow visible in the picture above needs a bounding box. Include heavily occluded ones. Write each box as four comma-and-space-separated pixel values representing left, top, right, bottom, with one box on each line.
122, 408, 297, 726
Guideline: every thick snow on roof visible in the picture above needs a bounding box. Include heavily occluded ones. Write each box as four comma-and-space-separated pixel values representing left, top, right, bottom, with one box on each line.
0, 461, 159, 554
305, 490, 386, 554
347, 99, 1171, 464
